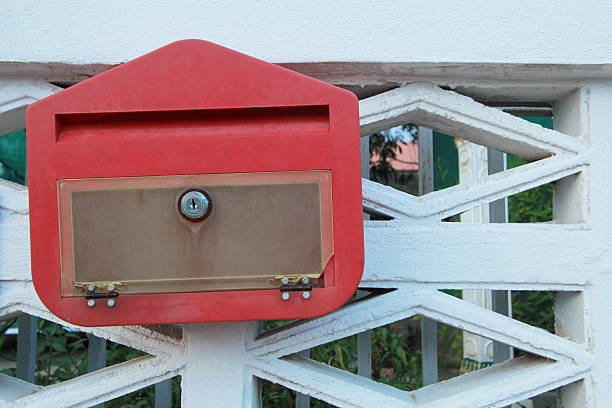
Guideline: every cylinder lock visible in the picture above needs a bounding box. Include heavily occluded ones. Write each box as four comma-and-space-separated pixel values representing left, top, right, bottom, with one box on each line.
179, 189, 212, 221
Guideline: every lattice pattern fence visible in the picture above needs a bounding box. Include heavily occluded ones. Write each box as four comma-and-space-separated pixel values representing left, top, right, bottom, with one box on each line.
0, 76, 605, 407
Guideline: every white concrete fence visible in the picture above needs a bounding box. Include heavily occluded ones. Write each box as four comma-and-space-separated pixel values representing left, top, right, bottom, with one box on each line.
1, 2, 611, 406
1, 73, 606, 408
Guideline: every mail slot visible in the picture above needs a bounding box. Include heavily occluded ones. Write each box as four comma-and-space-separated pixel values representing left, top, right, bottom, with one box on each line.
26, 40, 363, 326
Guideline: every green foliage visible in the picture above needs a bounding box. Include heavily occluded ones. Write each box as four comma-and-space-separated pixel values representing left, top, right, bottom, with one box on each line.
371, 325, 422, 391
437, 290, 463, 368
438, 324, 462, 369
369, 131, 402, 184
311, 336, 356, 372
261, 321, 423, 407
261, 380, 298, 407
0, 318, 180, 407
262, 319, 295, 331
105, 340, 145, 365
508, 185, 553, 223
512, 291, 555, 334
34, 320, 88, 385
507, 155, 553, 223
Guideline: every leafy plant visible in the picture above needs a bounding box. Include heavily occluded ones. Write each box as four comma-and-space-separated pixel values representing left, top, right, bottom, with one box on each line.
261, 320, 424, 407
0, 318, 178, 406
512, 291, 555, 334
371, 326, 421, 391
34, 320, 89, 385
369, 125, 417, 184
507, 155, 553, 223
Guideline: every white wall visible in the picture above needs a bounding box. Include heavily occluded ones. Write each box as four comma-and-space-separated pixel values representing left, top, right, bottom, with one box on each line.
2, 0, 612, 65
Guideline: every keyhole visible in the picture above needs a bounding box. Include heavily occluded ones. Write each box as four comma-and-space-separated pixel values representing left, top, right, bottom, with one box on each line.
179, 189, 211, 222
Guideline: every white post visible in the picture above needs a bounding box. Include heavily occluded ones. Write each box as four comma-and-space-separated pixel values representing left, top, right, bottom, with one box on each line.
181, 322, 256, 407
552, 87, 591, 407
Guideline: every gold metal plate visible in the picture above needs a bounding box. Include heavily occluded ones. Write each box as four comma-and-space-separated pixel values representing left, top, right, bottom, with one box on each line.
58, 171, 333, 296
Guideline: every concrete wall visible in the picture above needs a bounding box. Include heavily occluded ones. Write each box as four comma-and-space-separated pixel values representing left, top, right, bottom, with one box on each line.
2, 1, 612, 65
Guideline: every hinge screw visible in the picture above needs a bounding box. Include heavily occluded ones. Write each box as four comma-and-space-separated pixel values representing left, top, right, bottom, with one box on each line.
301, 277, 310, 285
87, 284, 96, 292
281, 277, 290, 286
281, 292, 290, 301
87, 299, 96, 308
107, 284, 116, 292
302, 292, 311, 300
107, 299, 116, 307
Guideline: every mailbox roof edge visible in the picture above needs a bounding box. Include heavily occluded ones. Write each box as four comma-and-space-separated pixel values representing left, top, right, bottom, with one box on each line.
28, 39, 355, 114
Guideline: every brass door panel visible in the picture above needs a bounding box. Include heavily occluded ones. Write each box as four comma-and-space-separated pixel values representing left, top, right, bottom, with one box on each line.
58, 171, 333, 296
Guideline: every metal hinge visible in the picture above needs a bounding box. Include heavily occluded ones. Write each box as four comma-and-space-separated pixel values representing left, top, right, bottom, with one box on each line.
75, 282, 121, 308
275, 276, 316, 301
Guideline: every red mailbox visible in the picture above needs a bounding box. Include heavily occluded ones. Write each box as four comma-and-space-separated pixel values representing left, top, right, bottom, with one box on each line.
27, 40, 363, 326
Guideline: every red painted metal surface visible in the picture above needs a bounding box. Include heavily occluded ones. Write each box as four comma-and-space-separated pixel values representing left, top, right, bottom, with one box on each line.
26, 40, 363, 326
